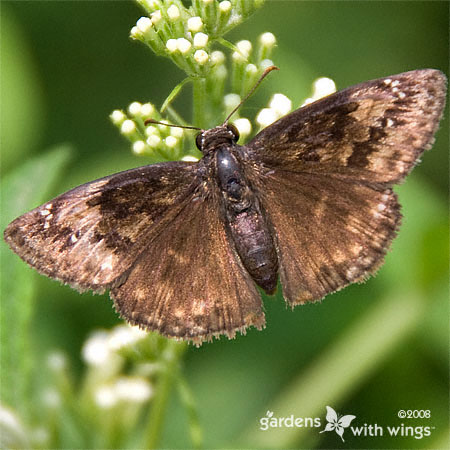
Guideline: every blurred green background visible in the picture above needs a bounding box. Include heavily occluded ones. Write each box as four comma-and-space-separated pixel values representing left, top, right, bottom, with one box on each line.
1, 1, 448, 449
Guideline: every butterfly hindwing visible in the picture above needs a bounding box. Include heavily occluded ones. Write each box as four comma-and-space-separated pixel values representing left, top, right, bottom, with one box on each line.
4, 162, 198, 292
111, 172, 265, 344
247, 69, 447, 184
254, 170, 400, 305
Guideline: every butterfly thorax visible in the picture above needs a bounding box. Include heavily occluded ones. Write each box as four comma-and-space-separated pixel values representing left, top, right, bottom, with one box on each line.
197, 124, 239, 155
215, 146, 278, 294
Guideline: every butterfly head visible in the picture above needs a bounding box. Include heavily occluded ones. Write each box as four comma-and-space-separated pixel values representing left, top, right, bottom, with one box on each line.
195, 124, 240, 155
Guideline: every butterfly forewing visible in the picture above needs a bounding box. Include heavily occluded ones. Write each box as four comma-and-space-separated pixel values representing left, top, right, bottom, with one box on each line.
4, 162, 198, 292
247, 69, 447, 184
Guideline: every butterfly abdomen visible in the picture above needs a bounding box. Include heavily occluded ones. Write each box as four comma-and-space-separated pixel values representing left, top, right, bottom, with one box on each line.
216, 147, 278, 294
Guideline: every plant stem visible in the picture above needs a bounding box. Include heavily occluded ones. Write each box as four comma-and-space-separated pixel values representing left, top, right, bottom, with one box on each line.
193, 77, 207, 129
141, 339, 188, 449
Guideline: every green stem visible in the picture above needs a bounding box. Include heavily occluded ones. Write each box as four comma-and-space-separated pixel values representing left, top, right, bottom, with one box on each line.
141, 339, 187, 449
176, 372, 203, 449
193, 77, 207, 129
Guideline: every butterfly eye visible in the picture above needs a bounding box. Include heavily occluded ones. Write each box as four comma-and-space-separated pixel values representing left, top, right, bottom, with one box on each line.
227, 124, 240, 142
195, 133, 203, 150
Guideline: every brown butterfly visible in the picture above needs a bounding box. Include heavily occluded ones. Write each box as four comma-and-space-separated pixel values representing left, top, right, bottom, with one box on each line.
4, 69, 447, 345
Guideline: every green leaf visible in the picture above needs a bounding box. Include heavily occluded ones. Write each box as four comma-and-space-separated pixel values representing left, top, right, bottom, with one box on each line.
0, 145, 72, 416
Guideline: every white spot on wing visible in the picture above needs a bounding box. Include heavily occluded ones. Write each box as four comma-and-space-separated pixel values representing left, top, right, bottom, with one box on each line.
101, 255, 114, 272
346, 266, 359, 279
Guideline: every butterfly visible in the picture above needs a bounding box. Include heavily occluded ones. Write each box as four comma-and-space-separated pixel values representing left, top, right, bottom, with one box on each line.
4, 69, 447, 346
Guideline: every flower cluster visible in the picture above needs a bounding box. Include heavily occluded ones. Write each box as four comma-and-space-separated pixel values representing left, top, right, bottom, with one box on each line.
112, 0, 336, 163
112, 32, 278, 158
0, 325, 191, 448
131, 0, 264, 77
110, 104, 186, 160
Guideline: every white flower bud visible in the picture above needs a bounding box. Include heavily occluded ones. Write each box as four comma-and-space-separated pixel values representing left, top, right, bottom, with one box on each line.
95, 385, 117, 409
115, 377, 152, 403
170, 127, 184, 138
219, 1, 232, 12
121, 120, 136, 134
303, 77, 337, 106
313, 77, 336, 98
147, 135, 161, 147
108, 324, 147, 351
236, 40, 252, 57
166, 39, 178, 53
145, 125, 159, 136
211, 50, 225, 65
130, 26, 140, 39
256, 108, 277, 127
165, 136, 178, 148
269, 93, 292, 116
151, 10, 162, 24
233, 118, 252, 137
193, 32, 208, 48
82, 331, 111, 366
232, 51, 246, 62
110, 110, 125, 124
224, 93, 241, 110
245, 63, 257, 75
177, 38, 192, 54
128, 101, 142, 115
136, 16, 152, 33
260, 32, 276, 47
132, 140, 146, 154
141, 103, 154, 116
167, 5, 180, 20
187, 16, 203, 32
260, 59, 274, 69
157, 121, 169, 132
194, 49, 209, 65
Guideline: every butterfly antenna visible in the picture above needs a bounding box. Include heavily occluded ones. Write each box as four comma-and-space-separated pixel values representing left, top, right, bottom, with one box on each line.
223, 65, 279, 124
144, 118, 202, 131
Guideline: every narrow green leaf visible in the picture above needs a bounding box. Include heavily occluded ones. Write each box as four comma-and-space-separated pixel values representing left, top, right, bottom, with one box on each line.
0, 145, 72, 416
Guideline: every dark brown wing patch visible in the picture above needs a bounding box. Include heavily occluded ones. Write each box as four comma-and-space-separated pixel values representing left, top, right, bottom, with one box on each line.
111, 180, 265, 345
4, 162, 197, 292
247, 69, 447, 184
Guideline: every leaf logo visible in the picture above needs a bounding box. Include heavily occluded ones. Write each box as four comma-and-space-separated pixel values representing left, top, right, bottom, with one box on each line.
266, 410, 274, 418
320, 406, 356, 442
